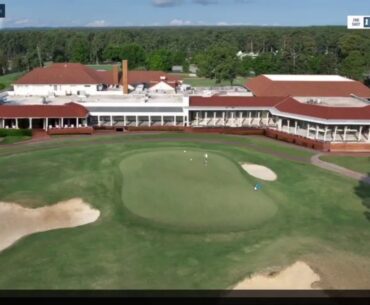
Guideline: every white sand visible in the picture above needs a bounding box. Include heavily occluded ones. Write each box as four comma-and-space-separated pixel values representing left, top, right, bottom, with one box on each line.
0, 198, 100, 253
233, 261, 321, 290
241, 163, 277, 181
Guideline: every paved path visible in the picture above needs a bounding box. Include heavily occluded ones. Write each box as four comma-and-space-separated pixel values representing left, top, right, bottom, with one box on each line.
311, 153, 370, 185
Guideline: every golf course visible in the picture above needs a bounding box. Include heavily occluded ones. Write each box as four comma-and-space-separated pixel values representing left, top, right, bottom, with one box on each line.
0, 133, 369, 289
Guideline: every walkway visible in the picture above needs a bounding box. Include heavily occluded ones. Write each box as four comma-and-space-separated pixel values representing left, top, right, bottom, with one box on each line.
311, 153, 370, 185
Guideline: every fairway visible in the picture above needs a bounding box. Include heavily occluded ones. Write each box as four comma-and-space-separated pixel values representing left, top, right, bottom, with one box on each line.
0, 133, 369, 289
121, 149, 277, 232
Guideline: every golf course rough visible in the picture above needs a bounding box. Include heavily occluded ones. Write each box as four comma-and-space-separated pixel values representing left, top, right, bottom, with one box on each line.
120, 149, 278, 232
0, 133, 369, 289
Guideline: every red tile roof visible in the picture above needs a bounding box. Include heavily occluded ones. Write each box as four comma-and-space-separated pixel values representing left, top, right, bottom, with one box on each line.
190, 96, 370, 121
15, 63, 108, 85
245, 75, 370, 98
190, 96, 287, 107
0, 102, 89, 118
15, 64, 182, 87
275, 97, 370, 120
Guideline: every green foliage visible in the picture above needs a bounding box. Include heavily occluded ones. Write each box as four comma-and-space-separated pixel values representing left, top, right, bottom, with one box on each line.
196, 46, 239, 84
147, 49, 173, 71
0, 27, 369, 81
0, 129, 32, 138
69, 36, 90, 64
0, 83, 5, 90
340, 51, 366, 80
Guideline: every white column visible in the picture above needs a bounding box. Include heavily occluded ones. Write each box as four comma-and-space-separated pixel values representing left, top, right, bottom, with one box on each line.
358, 126, 363, 141
223, 112, 226, 126
315, 125, 319, 140
367, 127, 370, 143
196, 112, 199, 126
110, 116, 113, 127
343, 126, 347, 141
278, 119, 282, 131
257, 112, 261, 126
186, 115, 189, 126
239, 112, 243, 127
324, 126, 328, 142
287, 120, 291, 133
231, 112, 234, 126
77, 117, 79, 127
124, 116, 127, 126
15, 119, 18, 129
45, 118, 49, 131
149, 116, 152, 127
204, 112, 208, 126
136, 116, 139, 127
333, 126, 338, 142
161, 116, 164, 126
174, 116, 177, 127
248, 112, 252, 126
183, 115, 186, 127
97, 116, 100, 127
213, 112, 217, 126
29, 118, 32, 129
306, 123, 310, 138
294, 121, 298, 135
266, 112, 270, 125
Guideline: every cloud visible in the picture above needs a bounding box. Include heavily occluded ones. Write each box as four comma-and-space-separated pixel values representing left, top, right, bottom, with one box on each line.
169, 19, 193, 26
86, 20, 109, 27
193, 0, 218, 5
152, 0, 183, 7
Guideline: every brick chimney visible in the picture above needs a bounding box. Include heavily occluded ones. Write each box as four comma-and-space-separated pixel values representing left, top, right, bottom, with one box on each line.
122, 60, 129, 94
112, 65, 119, 85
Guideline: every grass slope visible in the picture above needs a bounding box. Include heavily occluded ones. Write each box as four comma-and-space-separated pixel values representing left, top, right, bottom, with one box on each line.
320, 155, 370, 175
0, 134, 368, 289
0, 72, 25, 89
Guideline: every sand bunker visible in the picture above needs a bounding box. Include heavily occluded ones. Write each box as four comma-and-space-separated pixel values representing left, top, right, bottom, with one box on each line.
0, 198, 100, 253
233, 261, 321, 290
241, 163, 277, 181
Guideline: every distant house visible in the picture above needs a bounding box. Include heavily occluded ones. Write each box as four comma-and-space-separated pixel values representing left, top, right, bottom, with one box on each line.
189, 64, 198, 75
172, 66, 183, 73
12, 62, 182, 96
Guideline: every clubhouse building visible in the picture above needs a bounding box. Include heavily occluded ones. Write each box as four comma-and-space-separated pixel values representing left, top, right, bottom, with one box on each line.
2, 61, 370, 152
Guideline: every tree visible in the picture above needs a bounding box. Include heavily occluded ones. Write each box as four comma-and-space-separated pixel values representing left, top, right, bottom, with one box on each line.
121, 44, 146, 69
196, 46, 239, 84
69, 37, 90, 64
103, 45, 123, 62
340, 51, 366, 80
147, 49, 172, 71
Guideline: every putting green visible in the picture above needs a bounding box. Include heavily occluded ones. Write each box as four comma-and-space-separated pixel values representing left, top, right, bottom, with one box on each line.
120, 149, 278, 232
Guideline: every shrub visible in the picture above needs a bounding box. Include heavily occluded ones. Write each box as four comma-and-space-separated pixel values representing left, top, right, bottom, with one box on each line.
0, 83, 5, 91
0, 129, 32, 137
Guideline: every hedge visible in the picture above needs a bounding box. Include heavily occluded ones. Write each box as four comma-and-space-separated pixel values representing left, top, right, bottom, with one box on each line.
0, 129, 32, 137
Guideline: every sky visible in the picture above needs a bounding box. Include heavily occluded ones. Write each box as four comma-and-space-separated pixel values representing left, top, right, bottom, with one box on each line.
0, 0, 369, 28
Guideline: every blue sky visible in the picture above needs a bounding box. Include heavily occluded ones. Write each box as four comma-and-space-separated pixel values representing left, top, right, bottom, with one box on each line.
0, 0, 369, 28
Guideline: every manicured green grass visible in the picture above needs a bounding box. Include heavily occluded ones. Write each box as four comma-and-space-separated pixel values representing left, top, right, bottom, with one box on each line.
0, 134, 368, 289
121, 149, 277, 232
0, 72, 25, 89
320, 155, 370, 175
0, 136, 31, 144
183, 76, 249, 87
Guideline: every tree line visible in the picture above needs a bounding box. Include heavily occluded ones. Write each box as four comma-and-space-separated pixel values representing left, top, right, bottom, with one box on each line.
0, 26, 369, 84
